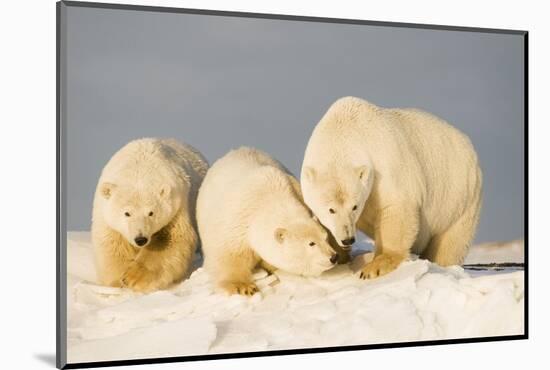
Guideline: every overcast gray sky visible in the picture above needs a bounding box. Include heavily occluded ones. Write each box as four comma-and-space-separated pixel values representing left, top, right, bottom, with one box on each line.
65, 5, 524, 243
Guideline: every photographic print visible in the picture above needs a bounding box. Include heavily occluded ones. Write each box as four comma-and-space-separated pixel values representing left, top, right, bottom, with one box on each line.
57, 1, 527, 368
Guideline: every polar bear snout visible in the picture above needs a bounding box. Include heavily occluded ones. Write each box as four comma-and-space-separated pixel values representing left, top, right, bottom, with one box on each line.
341, 237, 355, 246
134, 235, 149, 247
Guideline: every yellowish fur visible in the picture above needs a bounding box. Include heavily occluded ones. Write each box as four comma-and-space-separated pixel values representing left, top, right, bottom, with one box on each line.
301, 97, 483, 279
197, 147, 338, 296
92, 138, 208, 292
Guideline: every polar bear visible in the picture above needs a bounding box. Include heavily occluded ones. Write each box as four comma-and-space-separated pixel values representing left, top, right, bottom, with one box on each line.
197, 147, 339, 296
91, 138, 208, 292
301, 97, 482, 279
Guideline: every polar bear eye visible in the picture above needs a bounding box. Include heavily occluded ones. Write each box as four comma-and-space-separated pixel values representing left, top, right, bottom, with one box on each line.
148, 211, 154, 216
352, 205, 358, 211
309, 242, 316, 246
124, 212, 131, 217
329, 208, 336, 214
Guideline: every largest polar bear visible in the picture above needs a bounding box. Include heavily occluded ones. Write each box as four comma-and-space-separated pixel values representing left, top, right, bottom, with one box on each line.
301, 97, 482, 279
92, 138, 208, 292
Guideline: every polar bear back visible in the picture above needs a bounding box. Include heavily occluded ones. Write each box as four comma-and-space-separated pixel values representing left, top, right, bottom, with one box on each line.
99, 138, 207, 192
386, 107, 481, 216
196, 147, 293, 236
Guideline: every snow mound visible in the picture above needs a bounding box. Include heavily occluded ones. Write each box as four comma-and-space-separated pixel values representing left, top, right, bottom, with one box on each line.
66, 232, 524, 364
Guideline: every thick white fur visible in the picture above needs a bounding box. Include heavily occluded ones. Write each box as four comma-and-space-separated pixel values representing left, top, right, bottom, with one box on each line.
301, 97, 482, 278
197, 147, 337, 296
92, 138, 208, 292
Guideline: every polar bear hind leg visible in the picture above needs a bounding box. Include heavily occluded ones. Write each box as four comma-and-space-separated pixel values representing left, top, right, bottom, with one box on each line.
421, 202, 481, 266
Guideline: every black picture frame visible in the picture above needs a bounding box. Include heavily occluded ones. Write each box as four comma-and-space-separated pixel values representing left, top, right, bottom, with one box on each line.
56, 1, 528, 368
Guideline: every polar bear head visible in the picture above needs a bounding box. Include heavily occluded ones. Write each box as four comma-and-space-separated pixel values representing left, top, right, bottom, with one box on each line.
251, 217, 337, 277
301, 164, 373, 248
98, 182, 182, 248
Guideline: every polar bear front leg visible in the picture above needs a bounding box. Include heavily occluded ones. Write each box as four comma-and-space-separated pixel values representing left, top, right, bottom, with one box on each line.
360, 204, 419, 279
122, 240, 192, 293
215, 249, 260, 296
93, 227, 137, 287
120, 260, 156, 292
259, 259, 278, 274
121, 212, 197, 293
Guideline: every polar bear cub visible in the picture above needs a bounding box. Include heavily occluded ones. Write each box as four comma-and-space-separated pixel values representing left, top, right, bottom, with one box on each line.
301, 97, 482, 279
197, 147, 338, 296
92, 138, 208, 292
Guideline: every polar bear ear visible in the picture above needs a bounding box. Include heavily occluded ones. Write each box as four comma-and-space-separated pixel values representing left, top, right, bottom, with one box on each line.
303, 167, 316, 182
159, 185, 171, 198
100, 182, 116, 199
356, 165, 369, 184
274, 228, 287, 244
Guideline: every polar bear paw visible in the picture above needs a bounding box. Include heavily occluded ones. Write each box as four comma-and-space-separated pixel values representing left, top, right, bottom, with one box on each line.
220, 281, 259, 296
359, 253, 402, 279
121, 262, 157, 293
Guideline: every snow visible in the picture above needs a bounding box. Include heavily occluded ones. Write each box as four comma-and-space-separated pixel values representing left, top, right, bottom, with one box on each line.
66, 232, 524, 364
464, 239, 524, 264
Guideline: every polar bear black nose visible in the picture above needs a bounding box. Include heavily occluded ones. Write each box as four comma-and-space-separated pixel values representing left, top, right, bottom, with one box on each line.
134, 236, 148, 246
341, 237, 355, 246
330, 254, 338, 264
